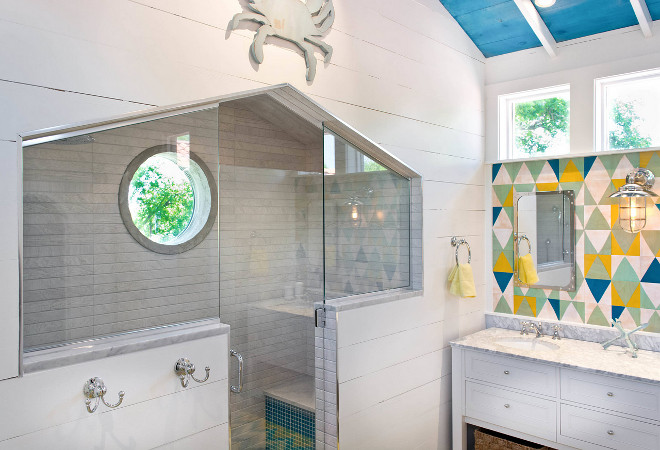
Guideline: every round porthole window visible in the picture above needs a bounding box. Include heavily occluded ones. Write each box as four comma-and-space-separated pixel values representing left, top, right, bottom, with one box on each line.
119, 144, 217, 254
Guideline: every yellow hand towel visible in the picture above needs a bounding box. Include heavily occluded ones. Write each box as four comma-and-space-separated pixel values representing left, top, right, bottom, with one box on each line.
448, 263, 476, 298
518, 253, 539, 285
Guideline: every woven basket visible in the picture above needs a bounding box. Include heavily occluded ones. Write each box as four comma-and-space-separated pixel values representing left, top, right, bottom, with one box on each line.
474, 428, 551, 450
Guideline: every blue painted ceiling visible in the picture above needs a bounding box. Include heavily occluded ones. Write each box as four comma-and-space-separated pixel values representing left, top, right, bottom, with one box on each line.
440, 0, 660, 58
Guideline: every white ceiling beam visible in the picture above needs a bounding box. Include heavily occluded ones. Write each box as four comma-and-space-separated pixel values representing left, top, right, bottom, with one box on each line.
630, 0, 653, 37
513, 0, 558, 57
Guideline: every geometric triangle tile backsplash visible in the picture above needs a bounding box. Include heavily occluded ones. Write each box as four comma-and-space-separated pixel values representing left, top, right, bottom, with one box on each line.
492, 151, 660, 333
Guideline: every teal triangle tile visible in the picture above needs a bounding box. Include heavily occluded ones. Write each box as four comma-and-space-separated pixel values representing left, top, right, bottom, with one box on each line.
493, 207, 503, 225
584, 156, 596, 178
548, 159, 560, 180
492, 163, 502, 182
641, 259, 660, 283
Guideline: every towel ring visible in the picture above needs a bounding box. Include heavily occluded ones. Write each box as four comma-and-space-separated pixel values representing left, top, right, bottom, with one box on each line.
517, 234, 532, 256
451, 237, 471, 264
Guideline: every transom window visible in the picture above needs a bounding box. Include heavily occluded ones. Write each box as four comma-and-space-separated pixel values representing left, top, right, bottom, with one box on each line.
596, 68, 660, 152
499, 85, 570, 160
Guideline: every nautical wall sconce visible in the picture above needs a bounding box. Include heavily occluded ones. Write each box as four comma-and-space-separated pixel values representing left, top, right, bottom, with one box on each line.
534, 0, 556, 7
609, 168, 658, 233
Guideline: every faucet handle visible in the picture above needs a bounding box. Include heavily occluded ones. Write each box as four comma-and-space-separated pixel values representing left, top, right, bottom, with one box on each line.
552, 325, 562, 340
520, 321, 530, 335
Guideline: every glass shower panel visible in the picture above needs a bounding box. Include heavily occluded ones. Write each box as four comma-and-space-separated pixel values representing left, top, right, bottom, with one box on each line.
218, 96, 323, 449
323, 128, 411, 299
22, 107, 220, 351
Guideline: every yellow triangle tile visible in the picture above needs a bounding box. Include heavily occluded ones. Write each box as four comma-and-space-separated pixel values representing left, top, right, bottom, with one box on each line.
514, 295, 525, 314
494, 253, 513, 272
599, 255, 612, 277
612, 179, 627, 190
626, 233, 641, 256
627, 284, 641, 308
525, 296, 537, 316
611, 285, 625, 307
584, 254, 597, 276
611, 234, 624, 255
560, 160, 584, 182
536, 182, 558, 192
503, 187, 513, 207
640, 152, 653, 168
611, 205, 619, 227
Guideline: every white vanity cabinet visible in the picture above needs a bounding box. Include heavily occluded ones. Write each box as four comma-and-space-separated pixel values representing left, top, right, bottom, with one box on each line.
452, 346, 660, 450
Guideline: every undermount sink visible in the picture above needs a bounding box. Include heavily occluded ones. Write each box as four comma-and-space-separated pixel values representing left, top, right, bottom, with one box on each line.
494, 337, 560, 352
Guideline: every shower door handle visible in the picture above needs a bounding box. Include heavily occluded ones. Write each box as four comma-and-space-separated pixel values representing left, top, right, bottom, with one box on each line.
230, 349, 243, 393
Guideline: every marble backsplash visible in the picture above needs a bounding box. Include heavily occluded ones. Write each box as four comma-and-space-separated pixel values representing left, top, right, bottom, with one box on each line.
486, 312, 660, 353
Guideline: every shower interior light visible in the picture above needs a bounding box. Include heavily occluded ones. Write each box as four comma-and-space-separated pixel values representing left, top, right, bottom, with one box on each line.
534, 0, 556, 7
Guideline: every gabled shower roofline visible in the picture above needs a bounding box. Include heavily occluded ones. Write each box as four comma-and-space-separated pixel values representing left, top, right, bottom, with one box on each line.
18, 83, 421, 180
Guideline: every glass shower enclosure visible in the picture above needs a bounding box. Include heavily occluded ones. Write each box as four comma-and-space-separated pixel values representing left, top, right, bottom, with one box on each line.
20, 85, 419, 450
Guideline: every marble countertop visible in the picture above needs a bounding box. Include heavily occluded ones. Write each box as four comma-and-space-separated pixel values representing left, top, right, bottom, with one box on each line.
23, 318, 230, 373
451, 328, 660, 384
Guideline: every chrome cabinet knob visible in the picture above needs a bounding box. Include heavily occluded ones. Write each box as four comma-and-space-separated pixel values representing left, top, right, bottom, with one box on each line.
607, 430, 615, 436
607, 392, 614, 397
504, 404, 510, 408
83, 377, 125, 413
175, 358, 210, 388
504, 370, 510, 375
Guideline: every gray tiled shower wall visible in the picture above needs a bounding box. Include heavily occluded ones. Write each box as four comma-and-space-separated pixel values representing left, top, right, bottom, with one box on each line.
22, 108, 220, 350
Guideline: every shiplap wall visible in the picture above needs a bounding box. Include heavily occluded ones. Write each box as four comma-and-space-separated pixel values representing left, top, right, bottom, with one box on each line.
0, 0, 485, 447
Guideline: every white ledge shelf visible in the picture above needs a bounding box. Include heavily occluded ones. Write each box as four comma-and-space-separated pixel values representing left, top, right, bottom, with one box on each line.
22, 319, 229, 374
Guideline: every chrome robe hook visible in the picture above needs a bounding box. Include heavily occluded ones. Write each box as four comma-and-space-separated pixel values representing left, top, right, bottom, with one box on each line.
83, 377, 125, 413
175, 358, 210, 387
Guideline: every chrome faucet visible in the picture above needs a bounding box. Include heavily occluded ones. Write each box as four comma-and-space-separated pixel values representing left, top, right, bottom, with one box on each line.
552, 325, 562, 340
528, 322, 543, 338
520, 321, 530, 335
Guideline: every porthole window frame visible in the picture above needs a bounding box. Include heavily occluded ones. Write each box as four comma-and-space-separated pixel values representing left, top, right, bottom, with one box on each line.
118, 144, 218, 254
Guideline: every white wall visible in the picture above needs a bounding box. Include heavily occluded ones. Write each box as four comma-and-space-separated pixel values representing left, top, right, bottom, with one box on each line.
0, 0, 486, 446
485, 22, 660, 162
0, 334, 229, 448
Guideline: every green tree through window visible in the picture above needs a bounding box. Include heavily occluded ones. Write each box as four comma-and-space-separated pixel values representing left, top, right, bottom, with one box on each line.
129, 158, 195, 243
514, 97, 569, 155
609, 100, 652, 150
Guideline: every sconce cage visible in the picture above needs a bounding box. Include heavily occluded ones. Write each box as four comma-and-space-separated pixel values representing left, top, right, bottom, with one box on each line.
609, 168, 657, 234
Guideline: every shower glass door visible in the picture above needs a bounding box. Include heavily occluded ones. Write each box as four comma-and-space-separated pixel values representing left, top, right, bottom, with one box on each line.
218, 96, 324, 449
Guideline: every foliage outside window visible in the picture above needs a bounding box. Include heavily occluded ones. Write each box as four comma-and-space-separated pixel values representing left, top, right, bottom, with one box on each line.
119, 141, 217, 255
499, 85, 570, 160
596, 69, 660, 152
129, 154, 195, 244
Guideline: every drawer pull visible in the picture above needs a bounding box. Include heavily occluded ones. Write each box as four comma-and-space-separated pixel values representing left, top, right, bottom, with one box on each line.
504, 370, 510, 375
607, 392, 614, 397
607, 430, 615, 436
504, 404, 510, 408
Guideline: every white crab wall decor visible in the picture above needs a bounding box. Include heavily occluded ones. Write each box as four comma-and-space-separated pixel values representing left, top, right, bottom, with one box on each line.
229, 0, 334, 82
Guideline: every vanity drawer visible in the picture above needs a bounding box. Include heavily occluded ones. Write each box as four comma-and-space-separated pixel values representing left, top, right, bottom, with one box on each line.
464, 350, 557, 396
561, 404, 660, 450
465, 381, 557, 442
561, 369, 660, 421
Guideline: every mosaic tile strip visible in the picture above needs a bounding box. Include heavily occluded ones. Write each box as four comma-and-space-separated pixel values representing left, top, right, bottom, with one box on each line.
492, 152, 660, 333
266, 396, 315, 449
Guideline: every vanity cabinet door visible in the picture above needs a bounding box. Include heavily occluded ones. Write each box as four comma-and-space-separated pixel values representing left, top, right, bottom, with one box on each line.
464, 350, 557, 396
465, 381, 557, 442
561, 369, 660, 421
561, 404, 660, 450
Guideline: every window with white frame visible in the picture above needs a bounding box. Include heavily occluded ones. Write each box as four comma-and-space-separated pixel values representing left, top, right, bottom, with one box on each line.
596, 69, 660, 152
499, 85, 570, 160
